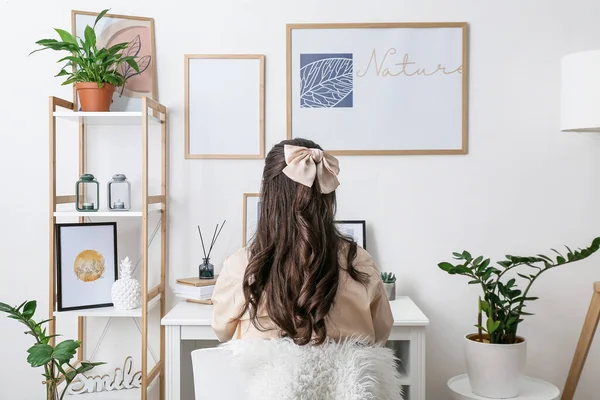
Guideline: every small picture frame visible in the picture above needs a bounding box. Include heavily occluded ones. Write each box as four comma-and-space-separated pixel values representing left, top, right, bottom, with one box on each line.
243, 193, 261, 246
56, 222, 118, 311
185, 54, 266, 159
335, 220, 367, 249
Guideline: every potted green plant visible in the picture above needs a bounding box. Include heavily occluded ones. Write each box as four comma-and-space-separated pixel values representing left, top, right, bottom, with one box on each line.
438, 237, 600, 399
0, 300, 104, 400
381, 272, 396, 300
30, 9, 140, 112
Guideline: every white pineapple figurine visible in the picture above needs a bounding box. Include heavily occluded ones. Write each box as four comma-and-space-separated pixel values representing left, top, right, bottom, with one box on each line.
112, 257, 142, 310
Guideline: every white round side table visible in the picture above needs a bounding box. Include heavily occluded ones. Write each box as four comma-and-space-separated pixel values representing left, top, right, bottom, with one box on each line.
448, 374, 560, 400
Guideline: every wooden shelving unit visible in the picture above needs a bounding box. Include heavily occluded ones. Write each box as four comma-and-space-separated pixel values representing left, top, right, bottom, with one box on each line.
49, 96, 168, 400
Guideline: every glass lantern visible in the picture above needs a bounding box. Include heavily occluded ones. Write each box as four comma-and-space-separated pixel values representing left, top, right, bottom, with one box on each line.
107, 174, 131, 211
75, 173, 99, 212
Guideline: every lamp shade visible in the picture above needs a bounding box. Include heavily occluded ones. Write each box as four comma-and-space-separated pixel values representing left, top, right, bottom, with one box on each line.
560, 49, 600, 132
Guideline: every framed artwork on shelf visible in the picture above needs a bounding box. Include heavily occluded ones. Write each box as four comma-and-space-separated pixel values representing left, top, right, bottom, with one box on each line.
71, 10, 157, 111
335, 220, 367, 249
185, 54, 265, 159
243, 193, 261, 246
56, 222, 118, 311
286, 22, 469, 155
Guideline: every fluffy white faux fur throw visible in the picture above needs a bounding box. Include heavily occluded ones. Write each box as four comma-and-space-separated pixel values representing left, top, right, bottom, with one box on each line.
219, 338, 405, 400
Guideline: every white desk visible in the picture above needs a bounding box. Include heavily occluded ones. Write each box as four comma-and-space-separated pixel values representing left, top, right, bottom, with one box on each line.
161, 296, 429, 400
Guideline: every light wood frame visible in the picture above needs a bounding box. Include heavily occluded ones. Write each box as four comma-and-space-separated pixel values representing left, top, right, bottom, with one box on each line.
242, 193, 260, 246
184, 54, 266, 159
71, 10, 158, 111
286, 22, 469, 156
561, 282, 600, 400
49, 96, 168, 400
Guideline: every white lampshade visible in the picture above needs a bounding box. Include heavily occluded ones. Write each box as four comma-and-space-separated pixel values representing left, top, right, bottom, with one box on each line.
561, 49, 600, 132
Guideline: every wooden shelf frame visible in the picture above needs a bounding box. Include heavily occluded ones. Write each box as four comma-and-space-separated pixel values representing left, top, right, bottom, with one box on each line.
48, 96, 168, 400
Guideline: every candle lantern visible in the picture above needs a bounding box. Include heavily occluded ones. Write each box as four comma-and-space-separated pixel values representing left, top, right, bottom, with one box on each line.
107, 174, 131, 211
75, 174, 99, 212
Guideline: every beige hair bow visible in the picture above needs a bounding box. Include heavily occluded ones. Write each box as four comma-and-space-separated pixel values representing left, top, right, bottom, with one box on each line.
282, 145, 340, 194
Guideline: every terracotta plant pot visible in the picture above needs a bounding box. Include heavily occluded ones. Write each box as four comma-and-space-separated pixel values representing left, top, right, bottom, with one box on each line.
464, 333, 527, 398
76, 82, 115, 112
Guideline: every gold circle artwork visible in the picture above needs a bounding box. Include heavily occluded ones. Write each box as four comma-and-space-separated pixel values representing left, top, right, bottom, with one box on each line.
74, 250, 105, 282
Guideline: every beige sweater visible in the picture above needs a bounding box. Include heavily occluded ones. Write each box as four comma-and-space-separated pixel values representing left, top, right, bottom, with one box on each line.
211, 246, 394, 345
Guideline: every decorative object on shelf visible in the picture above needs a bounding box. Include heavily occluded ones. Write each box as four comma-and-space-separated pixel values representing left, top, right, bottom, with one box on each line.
438, 237, 600, 399
66, 356, 142, 394
56, 222, 118, 311
335, 220, 366, 249
0, 299, 105, 400
72, 9, 157, 112
197, 220, 226, 279
243, 193, 261, 246
111, 256, 141, 310
185, 54, 265, 159
381, 272, 396, 301
107, 173, 132, 211
75, 173, 100, 211
286, 22, 468, 155
30, 9, 140, 112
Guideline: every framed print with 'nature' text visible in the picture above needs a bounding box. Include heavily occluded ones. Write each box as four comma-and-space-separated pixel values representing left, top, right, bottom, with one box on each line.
286, 22, 469, 155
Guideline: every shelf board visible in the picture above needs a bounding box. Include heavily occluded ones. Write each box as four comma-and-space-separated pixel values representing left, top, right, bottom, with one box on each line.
53, 111, 162, 125
55, 295, 161, 318
54, 206, 162, 218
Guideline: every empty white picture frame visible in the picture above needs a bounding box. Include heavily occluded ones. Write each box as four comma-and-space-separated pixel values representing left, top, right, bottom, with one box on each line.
185, 54, 265, 159
286, 23, 469, 155
243, 193, 260, 246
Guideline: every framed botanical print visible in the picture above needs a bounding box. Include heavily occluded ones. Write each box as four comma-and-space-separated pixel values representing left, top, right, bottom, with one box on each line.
287, 22, 468, 155
71, 10, 157, 111
243, 193, 261, 246
56, 222, 118, 311
335, 220, 367, 249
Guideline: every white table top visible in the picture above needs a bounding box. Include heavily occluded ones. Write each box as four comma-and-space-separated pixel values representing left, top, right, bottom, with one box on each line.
448, 375, 560, 400
161, 295, 429, 326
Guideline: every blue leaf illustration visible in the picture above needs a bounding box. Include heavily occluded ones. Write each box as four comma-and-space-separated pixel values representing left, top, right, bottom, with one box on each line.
300, 55, 353, 108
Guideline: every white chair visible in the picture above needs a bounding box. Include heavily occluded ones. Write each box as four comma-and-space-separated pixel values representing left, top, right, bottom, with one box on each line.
191, 347, 248, 400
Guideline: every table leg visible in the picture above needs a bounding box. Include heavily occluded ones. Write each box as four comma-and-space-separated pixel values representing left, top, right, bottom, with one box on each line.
411, 328, 426, 400
165, 325, 181, 400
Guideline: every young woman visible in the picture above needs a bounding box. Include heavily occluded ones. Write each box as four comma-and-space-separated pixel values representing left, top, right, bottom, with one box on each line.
211, 138, 394, 345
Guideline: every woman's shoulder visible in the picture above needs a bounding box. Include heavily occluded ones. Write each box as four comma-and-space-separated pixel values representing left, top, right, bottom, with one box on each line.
341, 244, 381, 280
221, 247, 249, 279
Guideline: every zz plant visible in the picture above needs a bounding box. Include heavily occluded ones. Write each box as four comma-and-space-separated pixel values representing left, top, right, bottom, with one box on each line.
0, 300, 104, 400
381, 272, 397, 284
438, 237, 600, 344
30, 9, 140, 88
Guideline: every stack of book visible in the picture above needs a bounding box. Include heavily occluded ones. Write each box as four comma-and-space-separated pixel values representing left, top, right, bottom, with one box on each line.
174, 276, 218, 305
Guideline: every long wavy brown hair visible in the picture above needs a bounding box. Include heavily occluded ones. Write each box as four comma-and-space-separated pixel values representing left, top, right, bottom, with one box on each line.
238, 138, 369, 345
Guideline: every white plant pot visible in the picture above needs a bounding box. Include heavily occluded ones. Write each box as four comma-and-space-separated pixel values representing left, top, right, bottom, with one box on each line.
464, 334, 527, 398
383, 282, 396, 300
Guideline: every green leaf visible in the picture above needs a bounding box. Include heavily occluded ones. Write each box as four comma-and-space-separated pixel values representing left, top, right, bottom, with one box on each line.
506, 278, 516, 288
462, 251, 472, 261
55, 69, 71, 77
517, 273, 532, 281
557, 256, 566, 264
54, 29, 77, 44
455, 265, 471, 274
78, 361, 105, 374
27, 344, 53, 367
438, 262, 454, 273
52, 340, 80, 364
84, 26, 96, 50
22, 301, 36, 320
468, 279, 480, 285
452, 252, 462, 259
506, 316, 518, 326
525, 296, 539, 301
486, 317, 501, 334
479, 300, 489, 313
122, 57, 140, 74
473, 256, 483, 266
520, 311, 534, 316
93, 9, 110, 29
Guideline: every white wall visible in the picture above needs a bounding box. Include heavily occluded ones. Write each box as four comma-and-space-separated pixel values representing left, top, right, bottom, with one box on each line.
2, 0, 600, 398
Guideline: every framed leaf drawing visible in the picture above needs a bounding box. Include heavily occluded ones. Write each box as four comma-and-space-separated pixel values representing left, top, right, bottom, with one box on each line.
72, 10, 157, 111
185, 54, 266, 159
335, 220, 366, 249
286, 23, 469, 155
243, 193, 260, 246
